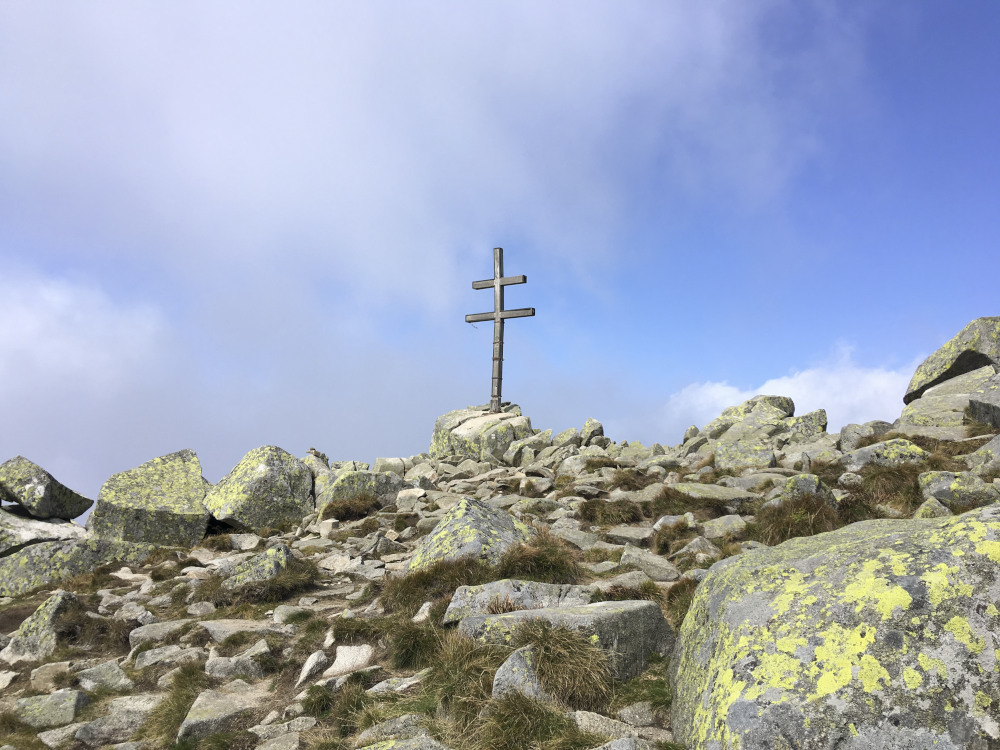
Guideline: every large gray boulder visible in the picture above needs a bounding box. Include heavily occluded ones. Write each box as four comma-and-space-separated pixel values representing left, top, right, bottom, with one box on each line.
918, 471, 1000, 511
840, 421, 894, 453
969, 371, 1000, 429
0, 590, 79, 665
87, 449, 210, 547
898, 365, 997, 441
0, 506, 86, 555
669, 504, 1000, 748
176, 680, 268, 742
0, 538, 153, 597
406, 496, 534, 572
430, 405, 534, 461
699, 396, 795, 441
458, 600, 673, 680
74, 694, 163, 747
221, 543, 294, 590
204, 446, 313, 533
315, 469, 405, 512
904, 317, 1000, 404
0, 456, 92, 519
15, 689, 89, 729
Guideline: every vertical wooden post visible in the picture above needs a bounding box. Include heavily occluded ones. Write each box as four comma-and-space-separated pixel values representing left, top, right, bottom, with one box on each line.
491, 248, 504, 413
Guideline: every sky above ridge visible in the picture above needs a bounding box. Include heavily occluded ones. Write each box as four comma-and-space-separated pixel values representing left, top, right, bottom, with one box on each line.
1, 1, 998, 508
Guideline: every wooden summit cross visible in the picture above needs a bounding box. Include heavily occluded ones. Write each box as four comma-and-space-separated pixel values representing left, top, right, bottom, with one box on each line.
465, 247, 535, 413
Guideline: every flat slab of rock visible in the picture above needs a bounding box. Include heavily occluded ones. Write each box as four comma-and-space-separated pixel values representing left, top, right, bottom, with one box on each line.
405, 496, 533, 572
0, 456, 92, 519
668, 482, 759, 512
899, 366, 997, 440
129, 619, 193, 650
0, 507, 86, 555
669, 503, 1000, 748
904, 316, 1000, 404
198, 618, 294, 643
177, 680, 267, 741
74, 693, 163, 747
443, 579, 595, 624
76, 659, 134, 691
0, 537, 153, 598
458, 600, 673, 680
15, 689, 89, 729
204, 445, 313, 534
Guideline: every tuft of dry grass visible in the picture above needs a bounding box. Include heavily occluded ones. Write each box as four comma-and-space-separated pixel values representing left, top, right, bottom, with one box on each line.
578, 498, 643, 525
608, 468, 659, 492
646, 485, 728, 521
591, 579, 663, 604
653, 520, 698, 556
192, 558, 319, 608
136, 662, 209, 745
319, 492, 381, 522
427, 631, 513, 730
464, 691, 605, 750
495, 529, 582, 585
583, 457, 619, 473
742, 494, 840, 546
510, 620, 613, 713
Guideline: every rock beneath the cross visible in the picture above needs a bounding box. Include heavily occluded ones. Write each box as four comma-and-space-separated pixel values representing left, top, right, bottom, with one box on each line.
0, 456, 93, 520
204, 446, 313, 534
430, 404, 534, 462
87, 449, 211, 547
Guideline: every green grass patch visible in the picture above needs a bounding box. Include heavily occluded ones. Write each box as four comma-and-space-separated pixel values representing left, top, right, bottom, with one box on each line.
138, 663, 210, 745
465, 692, 606, 750
612, 652, 672, 713
582, 547, 622, 564
171, 730, 258, 750
664, 578, 699, 628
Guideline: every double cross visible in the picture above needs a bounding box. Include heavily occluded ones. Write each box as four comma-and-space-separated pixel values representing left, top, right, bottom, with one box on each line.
465, 247, 535, 413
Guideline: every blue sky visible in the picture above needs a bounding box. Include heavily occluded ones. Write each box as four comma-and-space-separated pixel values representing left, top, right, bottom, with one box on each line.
1, 2, 998, 504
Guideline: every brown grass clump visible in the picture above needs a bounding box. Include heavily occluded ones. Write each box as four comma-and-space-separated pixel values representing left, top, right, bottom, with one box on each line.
466, 692, 606, 750
653, 520, 698, 556
591, 579, 663, 604
137, 662, 210, 745
578, 498, 643, 525
486, 595, 524, 615
646, 485, 728, 521
583, 457, 619, 473
494, 529, 582, 585
742, 495, 840, 546
192, 558, 319, 609
608, 468, 658, 492
199, 533, 233, 552
379, 557, 492, 616
319, 492, 381, 522
427, 631, 513, 729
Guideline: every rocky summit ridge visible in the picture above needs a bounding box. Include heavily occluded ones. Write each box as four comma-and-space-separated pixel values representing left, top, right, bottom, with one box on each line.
0, 317, 999, 750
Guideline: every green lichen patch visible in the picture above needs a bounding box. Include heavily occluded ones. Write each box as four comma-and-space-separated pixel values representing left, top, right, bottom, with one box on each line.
669, 504, 1000, 748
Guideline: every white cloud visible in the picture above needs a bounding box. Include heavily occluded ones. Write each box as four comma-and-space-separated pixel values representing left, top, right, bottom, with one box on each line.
657, 347, 916, 445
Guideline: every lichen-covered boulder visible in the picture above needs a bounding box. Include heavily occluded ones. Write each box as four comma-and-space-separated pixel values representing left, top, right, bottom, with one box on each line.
840, 421, 894, 453
222, 543, 294, 590
767, 473, 837, 507
430, 405, 534, 461
839, 438, 929, 473
899, 365, 997, 441
443, 579, 595, 624
667, 483, 759, 514
714, 442, 776, 471
458, 600, 673, 680
918, 471, 1000, 511
0, 456, 92, 519
88, 449, 210, 547
780, 409, 828, 444
0, 589, 79, 665
405, 496, 533, 573
0, 537, 154, 597
204, 446, 313, 533
669, 505, 1000, 749
699, 396, 795, 441
15, 688, 89, 729
905, 316, 1000, 404
0, 506, 86, 555
316, 470, 405, 512
967, 434, 1000, 478
970, 371, 1000, 429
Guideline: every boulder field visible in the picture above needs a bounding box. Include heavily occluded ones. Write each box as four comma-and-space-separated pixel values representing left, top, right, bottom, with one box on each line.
0, 317, 997, 749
